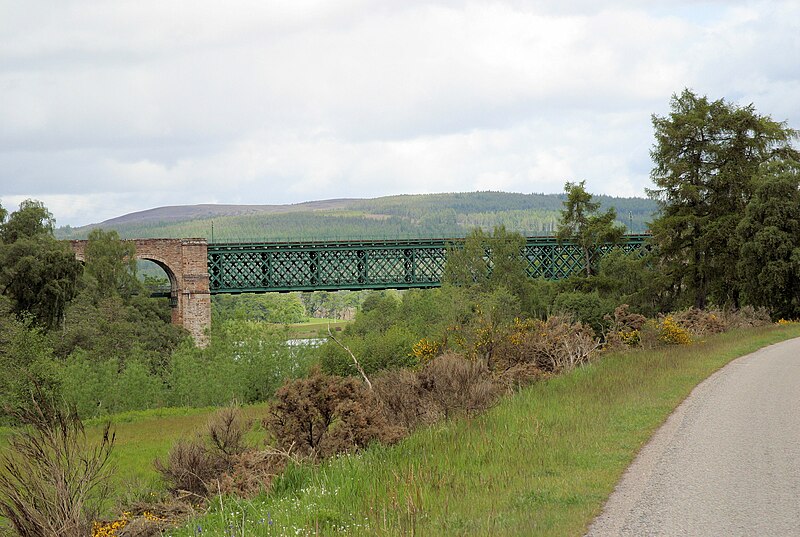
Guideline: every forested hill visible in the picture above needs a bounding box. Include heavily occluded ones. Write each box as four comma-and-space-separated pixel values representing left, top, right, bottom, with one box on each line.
56, 191, 657, 242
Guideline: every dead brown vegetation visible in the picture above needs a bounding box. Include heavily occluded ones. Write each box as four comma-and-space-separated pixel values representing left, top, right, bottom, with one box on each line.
669, 306, 771, 336
263, 368, 403, 460
604, 304, 648, 348
0, 391, 115, 537
495, 315, 600, 373
155, 406, 287, 500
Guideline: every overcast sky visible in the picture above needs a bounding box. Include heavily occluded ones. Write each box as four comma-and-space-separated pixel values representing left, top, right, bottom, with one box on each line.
1, 1, 798, 227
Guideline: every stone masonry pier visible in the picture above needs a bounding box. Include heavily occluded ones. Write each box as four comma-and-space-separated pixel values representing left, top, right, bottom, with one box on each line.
69, 238, 211, 346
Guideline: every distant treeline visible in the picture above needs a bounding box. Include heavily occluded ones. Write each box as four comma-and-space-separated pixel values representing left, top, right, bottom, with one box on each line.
56, 191, 656, 242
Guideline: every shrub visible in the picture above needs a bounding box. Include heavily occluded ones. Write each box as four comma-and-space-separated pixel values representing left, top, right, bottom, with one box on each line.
264, 368, 403, 459
206, 406, 248, 458
410, 337, 441, 364
155, 406, 253, 498
154, 438, 218, 498
552, 291, 615, 335
211, 449, 288, 498
670, 307, 726, 336
0, 391, 115, 537
658, 315, 692, 345
496, 315, 599, 373
723, 305, 772, 328
417, 353, 499, 419
320, 325, 418, 376
372, 368, 440, 431
604, 304, 647, 348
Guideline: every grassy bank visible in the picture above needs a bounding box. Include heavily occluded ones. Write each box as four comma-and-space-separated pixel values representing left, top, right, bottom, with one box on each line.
165, 324, 800, 536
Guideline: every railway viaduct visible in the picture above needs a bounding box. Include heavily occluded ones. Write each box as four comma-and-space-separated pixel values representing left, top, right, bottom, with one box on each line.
69, 235, 649, 348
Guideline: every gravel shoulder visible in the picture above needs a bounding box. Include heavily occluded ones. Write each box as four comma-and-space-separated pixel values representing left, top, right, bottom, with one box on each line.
586, 337, 800, 537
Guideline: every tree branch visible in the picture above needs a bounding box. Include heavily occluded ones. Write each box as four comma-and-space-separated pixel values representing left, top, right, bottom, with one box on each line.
327, 323, 372, 390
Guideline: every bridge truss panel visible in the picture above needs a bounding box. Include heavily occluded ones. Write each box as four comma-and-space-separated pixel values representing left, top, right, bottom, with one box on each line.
207, 235, 649, 294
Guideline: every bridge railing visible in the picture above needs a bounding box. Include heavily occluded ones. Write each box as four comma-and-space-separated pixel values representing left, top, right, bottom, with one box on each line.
207, 235, 650, 294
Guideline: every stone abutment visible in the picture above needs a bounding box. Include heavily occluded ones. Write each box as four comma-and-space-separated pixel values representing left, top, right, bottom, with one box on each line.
69, 238, 211, 346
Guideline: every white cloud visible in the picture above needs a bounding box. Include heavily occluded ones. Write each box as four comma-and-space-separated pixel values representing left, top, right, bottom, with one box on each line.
1, 0, 798, 226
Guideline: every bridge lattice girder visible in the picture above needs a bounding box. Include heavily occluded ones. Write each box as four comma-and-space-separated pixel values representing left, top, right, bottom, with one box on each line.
207, 235, 649, 294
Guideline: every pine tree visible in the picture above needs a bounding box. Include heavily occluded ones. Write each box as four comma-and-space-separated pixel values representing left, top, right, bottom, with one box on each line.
648, 89, 799, 308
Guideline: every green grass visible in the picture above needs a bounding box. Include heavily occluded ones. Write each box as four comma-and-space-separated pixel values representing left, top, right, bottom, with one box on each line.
161, 324, 800, 536
283, 318, 351, 339
0, 405, 271, 516
94, 405, 270, 506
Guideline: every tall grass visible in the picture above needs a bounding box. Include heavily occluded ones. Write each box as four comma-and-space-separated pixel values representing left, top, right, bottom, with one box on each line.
165, 324, 800, 536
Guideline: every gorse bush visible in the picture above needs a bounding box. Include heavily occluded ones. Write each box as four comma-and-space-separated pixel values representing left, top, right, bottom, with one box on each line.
658, 315, 692, 345
495, 315, 600, 373
603, 304, 647, 348
264, 368, 404, 460
372, 368, 440, 431
417, 353, 499, 419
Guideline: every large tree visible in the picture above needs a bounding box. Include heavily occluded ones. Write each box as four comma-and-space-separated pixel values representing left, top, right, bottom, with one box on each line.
556, 181, 624, 277
736, 160, 800, 319
0, 200, 82, 328
648, 89, 799, 308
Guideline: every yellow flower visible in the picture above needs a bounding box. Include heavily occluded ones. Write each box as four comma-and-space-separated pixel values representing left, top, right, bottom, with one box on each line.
410, 337, 441, 362
659, 316, 691, 345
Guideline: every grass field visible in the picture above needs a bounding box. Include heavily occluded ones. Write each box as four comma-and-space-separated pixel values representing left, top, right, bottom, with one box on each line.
157, 324, 800, 536
282, 318, 351, 339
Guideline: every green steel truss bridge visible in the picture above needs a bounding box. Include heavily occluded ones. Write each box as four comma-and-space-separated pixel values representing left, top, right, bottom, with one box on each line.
207, 234, 649, 294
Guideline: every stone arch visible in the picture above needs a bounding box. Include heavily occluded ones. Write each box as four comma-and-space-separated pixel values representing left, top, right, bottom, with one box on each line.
136, 254, 180, 306
68, 238, 210, 346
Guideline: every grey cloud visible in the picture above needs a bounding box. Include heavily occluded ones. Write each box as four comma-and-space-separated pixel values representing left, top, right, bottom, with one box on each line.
1, 0, 798, 226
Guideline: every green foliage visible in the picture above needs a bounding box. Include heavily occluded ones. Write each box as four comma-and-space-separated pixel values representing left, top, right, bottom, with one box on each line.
0, 302, 61, 424
0, 199, 55, 244
166, 321, 316, 408
487, 226, 533, 304
592, 250, 666, 318
557, 181, 625, 277
59, 352, 117, 418
53, 292, 186, 372
321, 323, 418, 376
552, 290, 615, 335
300, 291, 366, 319
0, 200, 82, 329
319, 289, 456, 376
58, 319, 316, 417
443, 226, 536, 312
83, 228, 139, 300
443, 228, 489, 288
736, 160, 800, 319
212, 292, 308, 324
648, 89, 800, 308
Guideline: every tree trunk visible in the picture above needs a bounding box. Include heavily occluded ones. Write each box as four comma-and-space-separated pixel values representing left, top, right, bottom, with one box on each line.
584, 246, 592, 277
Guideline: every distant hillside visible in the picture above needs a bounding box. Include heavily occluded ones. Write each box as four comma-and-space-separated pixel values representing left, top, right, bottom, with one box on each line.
56, 191, 657, 242
91, 199, 360, 227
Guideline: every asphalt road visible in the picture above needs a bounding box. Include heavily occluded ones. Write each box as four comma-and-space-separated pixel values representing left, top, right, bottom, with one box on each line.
586, 337, 800, 537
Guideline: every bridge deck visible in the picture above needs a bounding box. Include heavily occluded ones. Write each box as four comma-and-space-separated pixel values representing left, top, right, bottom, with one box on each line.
207, 235, 649, 294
